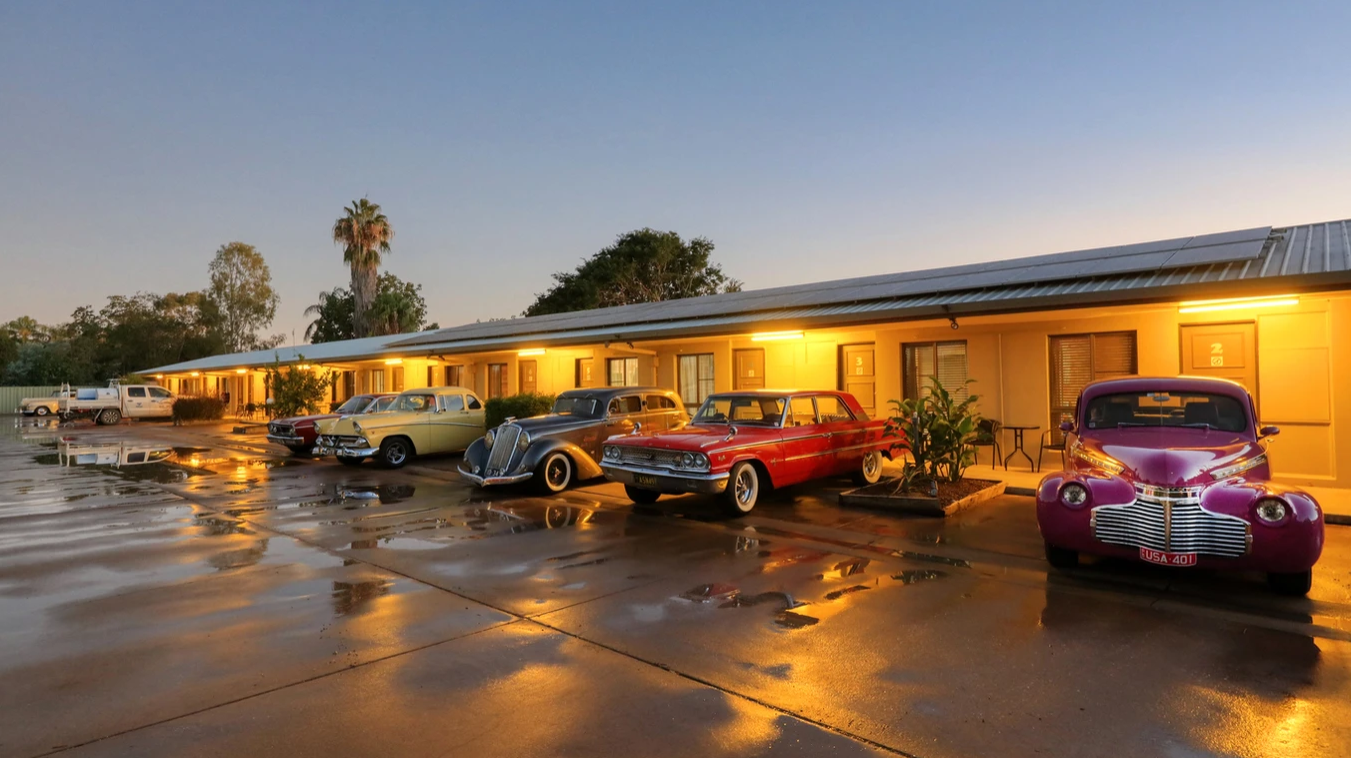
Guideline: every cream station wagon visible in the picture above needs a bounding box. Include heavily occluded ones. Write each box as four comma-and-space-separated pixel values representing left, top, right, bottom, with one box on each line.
316, 386, 486, 468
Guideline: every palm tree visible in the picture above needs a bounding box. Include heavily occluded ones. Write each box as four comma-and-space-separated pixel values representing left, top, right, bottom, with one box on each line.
331, 199, 394, 338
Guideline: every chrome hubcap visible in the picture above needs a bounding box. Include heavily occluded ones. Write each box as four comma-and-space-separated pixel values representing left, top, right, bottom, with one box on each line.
388, 444, 406, 464
547, 458, 568, 487
864, 452, 879, 477
735, 469, 754, 504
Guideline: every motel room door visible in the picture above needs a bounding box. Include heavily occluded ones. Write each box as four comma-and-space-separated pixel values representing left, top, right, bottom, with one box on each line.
1180, 322, 1258, 403
840, 343, 876, 416
733, 348, 765, 390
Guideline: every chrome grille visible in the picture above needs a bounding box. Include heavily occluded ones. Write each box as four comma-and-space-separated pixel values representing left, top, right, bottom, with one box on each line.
319, 435, 363, 447
1092, 484, 1249, 558
269, 423, 294, 436
486, 425, 521, 475
617, 447, 684, 469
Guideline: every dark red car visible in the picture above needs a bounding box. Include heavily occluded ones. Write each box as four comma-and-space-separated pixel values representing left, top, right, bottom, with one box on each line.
267, 394, 395, 455
1037, 376, 1324, 595
600, 390, 890, 515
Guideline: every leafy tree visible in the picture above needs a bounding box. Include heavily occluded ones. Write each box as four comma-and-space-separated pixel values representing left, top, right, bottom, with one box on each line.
524, 229, 742, 317
304, 274, 431, 343
5, 316, 54, 343
264, 356, 334, 418
332, 199, 395, 338
2, 341, 80, 385
0, 330, 16, 370
206, 242, 280, 352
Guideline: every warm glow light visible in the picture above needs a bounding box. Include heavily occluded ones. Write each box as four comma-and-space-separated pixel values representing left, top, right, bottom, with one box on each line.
297, 364, 312, 370
517, 348, 546, 356
384, 358, 404, 365
1178, 294, 1299, 314
190, 372, 200, 377
235, 369, 247, 374
154, 374, 164, 379
751, 331, 804, 342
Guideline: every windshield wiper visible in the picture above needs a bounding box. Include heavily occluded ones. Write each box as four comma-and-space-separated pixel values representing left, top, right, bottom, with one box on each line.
1180, 423, 1212, 429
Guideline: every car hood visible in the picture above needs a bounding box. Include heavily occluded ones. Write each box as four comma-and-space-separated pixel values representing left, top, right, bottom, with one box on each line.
1081, 428, 1262, 486
505, 414, 601, 436
325, 411, 419, 435
274, 413, 338, 427
613, 423, 776, 451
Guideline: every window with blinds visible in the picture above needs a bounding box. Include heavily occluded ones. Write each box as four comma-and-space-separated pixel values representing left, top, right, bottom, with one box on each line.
608, 357, 639, 387
902, 341, 968, 401
445, 365, 464, 388
1049, 331, 1138, 435
487, 363, 507, 398
678, 354, 715, 405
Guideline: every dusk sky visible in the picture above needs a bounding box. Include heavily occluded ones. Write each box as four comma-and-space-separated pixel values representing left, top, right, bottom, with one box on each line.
3, 2, 1349, 343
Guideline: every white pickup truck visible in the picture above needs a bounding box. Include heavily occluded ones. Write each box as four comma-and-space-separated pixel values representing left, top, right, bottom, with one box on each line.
50, 384, 177, 425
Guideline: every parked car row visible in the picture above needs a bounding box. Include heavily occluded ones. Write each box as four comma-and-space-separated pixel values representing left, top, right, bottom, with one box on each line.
268, 375, 1324, 595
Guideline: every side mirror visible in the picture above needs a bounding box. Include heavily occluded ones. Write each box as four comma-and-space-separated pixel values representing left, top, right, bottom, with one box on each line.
1059, 421, 1074, 433
1259, 425, 1280, 438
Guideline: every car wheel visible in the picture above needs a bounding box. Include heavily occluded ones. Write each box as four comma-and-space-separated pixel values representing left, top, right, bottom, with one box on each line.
336, 456, 364, 467
1268, 569, 1312, 597
624, 485, 661, 504
853, 450, 883, 485
721, 461, 760, 516
377, 438, 412, 469
1044, 542, 1078, 569
34, 406, 50, 417
97, 408, 122, 426
535, 452, 573, 494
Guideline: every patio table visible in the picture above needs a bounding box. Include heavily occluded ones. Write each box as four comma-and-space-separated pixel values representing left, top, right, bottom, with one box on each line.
1002, 425, 1039, 471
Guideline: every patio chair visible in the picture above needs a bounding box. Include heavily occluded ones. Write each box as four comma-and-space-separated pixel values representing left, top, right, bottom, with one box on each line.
1038, 425, 1068, 473
242, 403, 257, 420
971, 418, 1002, 469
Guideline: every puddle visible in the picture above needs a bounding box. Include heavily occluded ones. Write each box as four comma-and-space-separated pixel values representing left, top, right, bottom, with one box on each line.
823, 584, 872, 601
818, 557, 870, 580
195, 514, 255, 536
332, 579, 393, 616
893, 569, 947, 584
890, 549, 972, 569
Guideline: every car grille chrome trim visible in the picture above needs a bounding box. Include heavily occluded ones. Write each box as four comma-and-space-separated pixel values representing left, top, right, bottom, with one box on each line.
319, 435, 363, 447
486, 425, 521, 475
270, 423, 294, 436
616, 447, 684, 469
1092, 484, 1249, 558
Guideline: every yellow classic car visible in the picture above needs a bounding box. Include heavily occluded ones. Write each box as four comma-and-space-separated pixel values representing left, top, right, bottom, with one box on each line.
316, 386, 486, 468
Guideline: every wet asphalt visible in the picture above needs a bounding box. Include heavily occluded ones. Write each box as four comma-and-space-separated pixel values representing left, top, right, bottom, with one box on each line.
2, 420, 1349, 758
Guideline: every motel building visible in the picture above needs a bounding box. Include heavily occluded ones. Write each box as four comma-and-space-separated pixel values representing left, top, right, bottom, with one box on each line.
146, 217, 1351, 492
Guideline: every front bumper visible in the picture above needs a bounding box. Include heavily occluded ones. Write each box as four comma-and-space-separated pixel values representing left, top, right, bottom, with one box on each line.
601, 462, 729, 494
267, 433, 306, 447
457, 465, 534, 487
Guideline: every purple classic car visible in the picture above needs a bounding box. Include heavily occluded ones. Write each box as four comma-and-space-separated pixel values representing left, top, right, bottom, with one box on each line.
1036, 376, 1323, 596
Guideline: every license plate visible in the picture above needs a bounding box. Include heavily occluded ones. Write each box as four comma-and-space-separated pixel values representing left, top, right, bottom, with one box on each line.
1139, 547, 1197, 567
634, 474, 658, 486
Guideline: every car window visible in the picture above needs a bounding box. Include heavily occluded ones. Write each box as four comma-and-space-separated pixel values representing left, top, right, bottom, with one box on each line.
336, 396, 368, 414
788, 397, 818, 427
608, 395, 643, 416
149, 387, 171, 399
1085, 392, 1249, 433
815, 396, 855, 423
127, 387, 147, 398
466, 395, 482, 410
646, 394, 677, 411
694, 396, 786, 426
369, 396, 396, 412
393, 394, 436, 413
127, 452, 146, 463
553, 395, 602, 418
441, 394, 465, 412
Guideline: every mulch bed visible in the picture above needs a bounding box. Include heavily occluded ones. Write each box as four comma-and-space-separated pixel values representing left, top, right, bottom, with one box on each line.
839, 477, 1006, 516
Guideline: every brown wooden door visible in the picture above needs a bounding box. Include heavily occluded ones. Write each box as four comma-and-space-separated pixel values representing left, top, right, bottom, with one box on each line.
733, 348, 765, 390
840, 343, 876, 416
1180, 322, 1258, 397
575, 358, 594, 388
519, 360, 537, 394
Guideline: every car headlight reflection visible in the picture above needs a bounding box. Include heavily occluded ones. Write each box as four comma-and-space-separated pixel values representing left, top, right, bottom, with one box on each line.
517, 431, 531, 451
1255, 497, 1288, 523
1060, 482, 1089, 508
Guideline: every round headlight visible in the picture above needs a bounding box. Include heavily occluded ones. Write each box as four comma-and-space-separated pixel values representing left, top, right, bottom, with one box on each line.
680, 452, 694, 468
352, 421, 363, 434
1255, 498, 1288, 523
484, 429, 496, 448
604, 446, 618, 460
1060, 482, 1089, 507
693, 453, 709, 470
517, 431, 531, 451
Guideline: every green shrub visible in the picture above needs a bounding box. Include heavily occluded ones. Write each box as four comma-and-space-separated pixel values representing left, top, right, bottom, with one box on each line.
883, 377, 983, 491
173, 397, 226, 424
485, 393, 556, 428
264, 354, 335, 418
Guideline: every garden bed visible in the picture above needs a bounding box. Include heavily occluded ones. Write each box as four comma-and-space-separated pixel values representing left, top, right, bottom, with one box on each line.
839, 477, 1006, 517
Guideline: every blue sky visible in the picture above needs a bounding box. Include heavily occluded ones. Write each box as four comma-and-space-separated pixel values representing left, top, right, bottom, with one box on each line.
3, 1, 1349, 342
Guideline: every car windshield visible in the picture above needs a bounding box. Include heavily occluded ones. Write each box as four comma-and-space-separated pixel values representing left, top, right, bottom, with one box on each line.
552, 395, 602, 418
694, 396, 786, 427
369, 396, 396, 412
335, 396, 370, 414
1084, 392, 1249, 433
392, 394, 436, 413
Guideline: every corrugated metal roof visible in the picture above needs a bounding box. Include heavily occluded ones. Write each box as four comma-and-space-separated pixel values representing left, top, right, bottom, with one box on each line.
139, 329, 440, 374
143, 218, 1351, 374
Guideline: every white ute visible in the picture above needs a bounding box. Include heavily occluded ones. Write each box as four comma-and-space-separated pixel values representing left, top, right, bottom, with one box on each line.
50, 383, 177, 425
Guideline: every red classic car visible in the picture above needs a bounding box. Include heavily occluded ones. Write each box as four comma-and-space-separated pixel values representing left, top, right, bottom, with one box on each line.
1037, 376, 1324, 596
600, 390, 890, 515
267, 394, 396, 455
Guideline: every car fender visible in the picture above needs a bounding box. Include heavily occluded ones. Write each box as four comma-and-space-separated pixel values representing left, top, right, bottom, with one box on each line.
521, 438, 603, 481
723, 452, 774, 488
463, 437, 489, 471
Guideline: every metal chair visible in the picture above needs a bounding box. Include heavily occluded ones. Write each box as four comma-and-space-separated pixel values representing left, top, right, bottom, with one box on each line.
1038, 425, 1068, 473
971, 418, 1002, 469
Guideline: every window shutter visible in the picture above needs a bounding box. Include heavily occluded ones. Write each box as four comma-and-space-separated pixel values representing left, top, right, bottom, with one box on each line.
1091, 332, 1137, 378
935, 342, 969, 400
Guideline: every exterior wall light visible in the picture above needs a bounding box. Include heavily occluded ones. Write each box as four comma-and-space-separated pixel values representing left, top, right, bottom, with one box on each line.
384, 358, 404, 365
190, 372, 201, 377
518, 348, 546, 356
235, 369, 247, 374
1178, 294, 1299, 314
751, 331, 805, 342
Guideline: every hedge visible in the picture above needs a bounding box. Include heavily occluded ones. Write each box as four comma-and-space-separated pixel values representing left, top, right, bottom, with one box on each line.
173, 397, 226, 424
485, 393, 556, 428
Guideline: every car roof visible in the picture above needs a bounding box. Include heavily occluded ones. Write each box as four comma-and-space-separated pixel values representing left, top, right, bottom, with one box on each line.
409, 386, 477, 394
558, 386, 675, 399
1081, 376, 1251, 400
708, 389, 850, 398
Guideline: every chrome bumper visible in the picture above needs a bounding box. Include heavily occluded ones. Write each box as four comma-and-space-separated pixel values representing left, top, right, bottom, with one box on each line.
601, 462, 729, 494
457, 465, 534, 487
316, 445, 379, 458
267, 433, 305, 446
